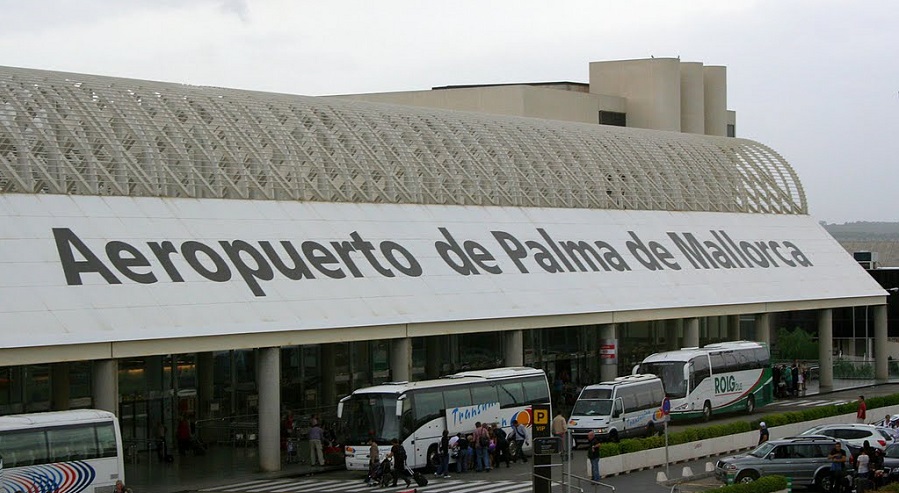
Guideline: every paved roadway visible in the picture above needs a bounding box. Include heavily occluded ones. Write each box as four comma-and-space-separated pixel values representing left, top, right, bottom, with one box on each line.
161, 383, 899, 493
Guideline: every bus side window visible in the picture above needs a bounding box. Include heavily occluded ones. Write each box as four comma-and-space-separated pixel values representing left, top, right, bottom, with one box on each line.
522, 377, 550, 404
412, 390, 445, 430
691, 356, 710, 392
497, 381, 524, 408
471, 382, 498, 406
96, 422, 118, 458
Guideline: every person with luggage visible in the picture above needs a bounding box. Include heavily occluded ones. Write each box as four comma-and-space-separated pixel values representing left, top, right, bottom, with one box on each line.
388, 438, 412, 488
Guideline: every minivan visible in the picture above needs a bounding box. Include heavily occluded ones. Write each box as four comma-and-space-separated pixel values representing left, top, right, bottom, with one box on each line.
568, 374, 665, 444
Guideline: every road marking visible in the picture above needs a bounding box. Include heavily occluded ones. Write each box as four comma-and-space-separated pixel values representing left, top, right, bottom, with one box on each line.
201, 478, 533, 493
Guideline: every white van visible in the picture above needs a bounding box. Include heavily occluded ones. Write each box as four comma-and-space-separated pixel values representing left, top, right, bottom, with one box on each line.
568, 374, 665, 445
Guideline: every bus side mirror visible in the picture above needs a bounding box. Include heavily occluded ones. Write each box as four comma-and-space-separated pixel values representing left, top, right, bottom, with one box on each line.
632, 364, 640, 375
337, 402, 344, 419
396, 396, 406, 417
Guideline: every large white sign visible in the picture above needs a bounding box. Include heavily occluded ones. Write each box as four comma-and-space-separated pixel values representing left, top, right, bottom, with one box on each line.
0, 194, 884, 348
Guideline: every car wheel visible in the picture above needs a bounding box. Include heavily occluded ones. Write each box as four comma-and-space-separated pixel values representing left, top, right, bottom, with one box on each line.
702, 401, 712, 422
815, 471, 833, 491
746, 395, 755, 415
735, 471, 758, 483
609, 430, 619, 443
646, 423, 656, 437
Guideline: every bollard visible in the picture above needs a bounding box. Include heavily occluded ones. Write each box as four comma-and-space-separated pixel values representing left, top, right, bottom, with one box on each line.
786, 476, 792, 493
656, 471, 667, 483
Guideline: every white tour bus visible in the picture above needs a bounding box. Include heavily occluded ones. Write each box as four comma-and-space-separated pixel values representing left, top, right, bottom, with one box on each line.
0, 409, 124, 493
635, 341, 773, 421
568, 374, 666, 445
338, 366, 551, 471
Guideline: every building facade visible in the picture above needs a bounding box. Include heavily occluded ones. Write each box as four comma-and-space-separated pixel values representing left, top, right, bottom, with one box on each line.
0, 60, 887, 472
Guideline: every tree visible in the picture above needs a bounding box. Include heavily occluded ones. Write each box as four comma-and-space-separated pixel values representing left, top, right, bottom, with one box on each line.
774, 327, 818, 360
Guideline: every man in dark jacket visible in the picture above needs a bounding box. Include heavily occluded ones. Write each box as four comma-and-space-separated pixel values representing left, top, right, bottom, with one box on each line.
389, 438, 411, 488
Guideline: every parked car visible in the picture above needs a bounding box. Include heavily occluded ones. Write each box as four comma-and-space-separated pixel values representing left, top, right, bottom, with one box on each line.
715, 435, 855, 490
881, 443, 899, 482
800, 423, 895, 451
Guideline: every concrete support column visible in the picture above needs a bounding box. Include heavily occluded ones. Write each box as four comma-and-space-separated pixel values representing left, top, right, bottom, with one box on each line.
875, 304, 889, 382
257, 347, 281, 472
425, 337, 442, 379
755, 313, 771, 345
320, 345, 336, 407
51, 363, 71, 411
599, 324, 618, 382
504, 330, 524, 367
197, 352, 215, 420
666, 320, 680, 350
390, 338, 412, 382
727, 315, 741, 341
92, 359, 119, 416
819, 309, 834, 391
684, 318, 700, 348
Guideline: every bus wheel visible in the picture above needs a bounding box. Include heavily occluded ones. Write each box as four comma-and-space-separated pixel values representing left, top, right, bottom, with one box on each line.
426, 444, 439, 473
702, 401, 712, 422
746, 395, 755, 414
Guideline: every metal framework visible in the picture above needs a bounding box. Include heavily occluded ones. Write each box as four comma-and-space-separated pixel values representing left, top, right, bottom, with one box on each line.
0, 66, 806, 214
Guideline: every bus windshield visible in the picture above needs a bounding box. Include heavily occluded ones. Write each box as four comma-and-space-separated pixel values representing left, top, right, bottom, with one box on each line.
571, 399, 612, 417
640, 361, 687, 399
342, 393, 401, 444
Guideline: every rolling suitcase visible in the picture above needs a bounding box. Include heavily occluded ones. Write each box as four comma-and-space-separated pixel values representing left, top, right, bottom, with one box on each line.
411, 469, 428, 487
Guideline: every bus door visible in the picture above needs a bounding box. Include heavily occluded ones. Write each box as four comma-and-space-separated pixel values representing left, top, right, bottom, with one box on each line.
611, 397, 625, 434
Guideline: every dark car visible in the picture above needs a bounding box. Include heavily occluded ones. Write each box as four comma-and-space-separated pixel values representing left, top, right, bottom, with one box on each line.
715, 435, 855, 490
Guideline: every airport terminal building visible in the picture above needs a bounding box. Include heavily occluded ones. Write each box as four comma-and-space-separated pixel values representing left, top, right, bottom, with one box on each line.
0, 58, 889, 471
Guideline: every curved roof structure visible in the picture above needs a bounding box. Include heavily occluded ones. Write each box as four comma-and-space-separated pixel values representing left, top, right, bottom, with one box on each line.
0, 66, 806, 214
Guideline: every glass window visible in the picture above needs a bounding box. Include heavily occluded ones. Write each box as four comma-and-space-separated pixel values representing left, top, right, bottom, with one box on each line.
443, 387, 472, 408
0, 429, 48, 467
709, 353, 726, 373
48, 425, 95, 462
522, 378, 550, 404
412, 390, 445, 428
579, 388, 611, 400
471, 383, 498, 405
497, 382, 524, 408
97, 422, 118, 458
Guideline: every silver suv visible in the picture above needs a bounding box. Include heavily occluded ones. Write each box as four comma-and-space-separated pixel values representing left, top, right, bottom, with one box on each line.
715, 436, 855, 490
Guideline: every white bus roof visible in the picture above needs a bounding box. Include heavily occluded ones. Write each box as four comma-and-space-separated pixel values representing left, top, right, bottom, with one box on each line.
348, 367, 545, 396
0, 409, 116, 431
641, 341, 767, 363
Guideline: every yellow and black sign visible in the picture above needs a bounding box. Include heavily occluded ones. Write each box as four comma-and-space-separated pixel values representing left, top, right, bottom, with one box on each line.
532, 404, 551, 437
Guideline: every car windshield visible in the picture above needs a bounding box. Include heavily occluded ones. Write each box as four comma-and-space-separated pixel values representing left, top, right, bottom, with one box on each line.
571, 399, 612, 417
639, 361, 686, 399
749, 442, 775, 458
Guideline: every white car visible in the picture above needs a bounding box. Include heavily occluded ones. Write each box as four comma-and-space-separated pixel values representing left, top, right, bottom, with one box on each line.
800, 423, 895, 451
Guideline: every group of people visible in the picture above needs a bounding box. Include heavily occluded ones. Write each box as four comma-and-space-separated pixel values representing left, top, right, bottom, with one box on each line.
827, 439, 885, 493
439, 419, 530, 474
281, 412, 341, 467
773, 360, 808, 398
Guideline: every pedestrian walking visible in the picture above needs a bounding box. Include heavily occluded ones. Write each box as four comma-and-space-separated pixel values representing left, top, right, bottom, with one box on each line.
493, 424, 511, 468
511, 419, 528, 463
388, 438, 412, 488
857, 395, 867, 423
586, 430, 601, 482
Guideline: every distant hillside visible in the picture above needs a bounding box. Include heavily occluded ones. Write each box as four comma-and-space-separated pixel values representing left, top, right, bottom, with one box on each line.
823, 221, 899, 241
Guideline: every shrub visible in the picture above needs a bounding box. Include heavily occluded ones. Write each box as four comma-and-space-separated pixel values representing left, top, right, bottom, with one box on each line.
595, 390, 899, 458
714, 475, 787, 493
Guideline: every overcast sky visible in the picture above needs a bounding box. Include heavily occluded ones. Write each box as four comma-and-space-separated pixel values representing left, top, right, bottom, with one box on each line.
0, 0, 895, 223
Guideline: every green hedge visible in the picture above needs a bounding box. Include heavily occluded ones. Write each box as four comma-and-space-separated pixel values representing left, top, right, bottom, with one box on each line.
598, 392, 899, 458
712, 475, 787, 493
879, 482, 899, 492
